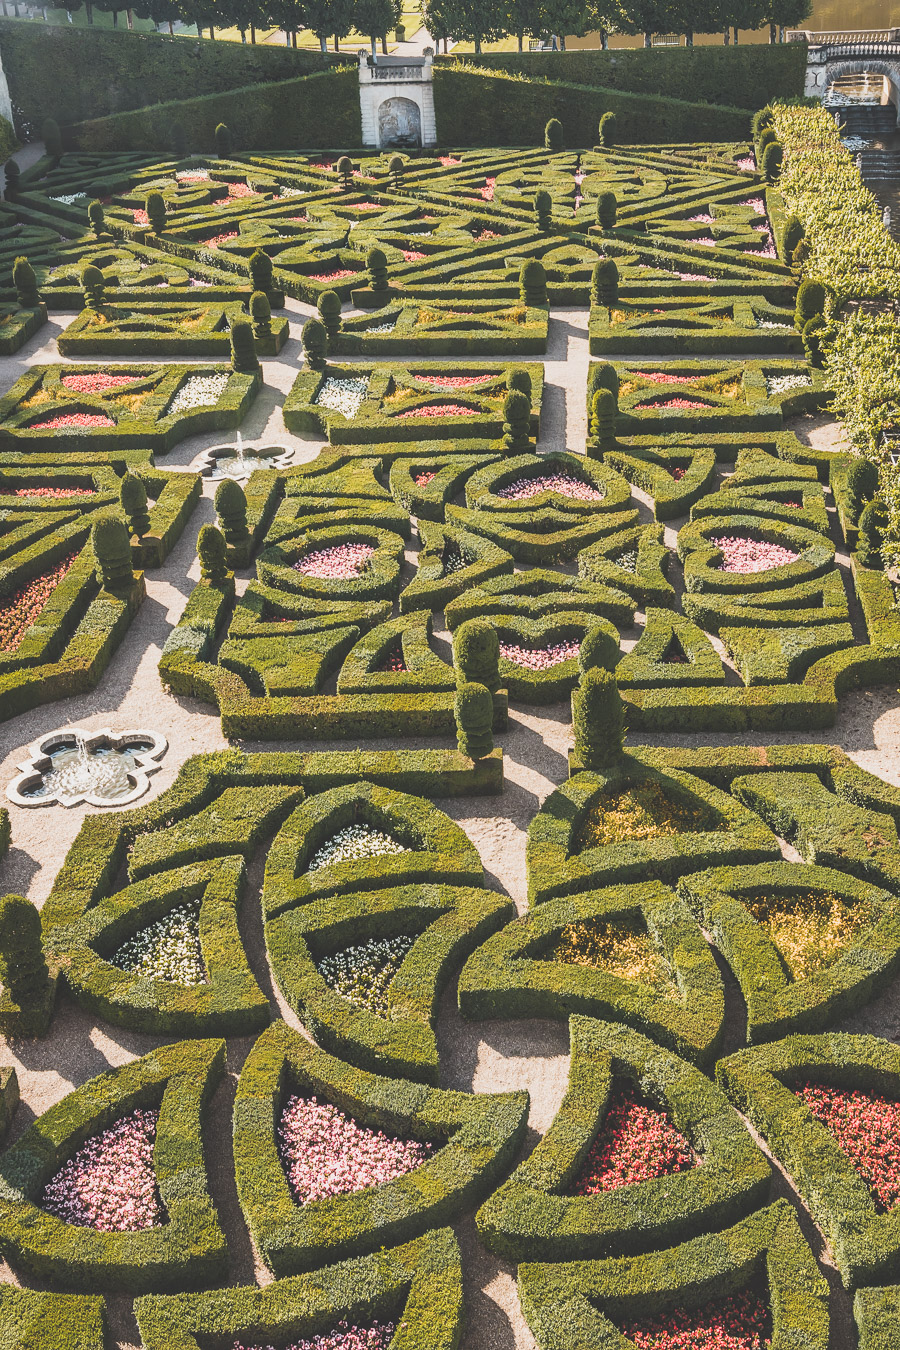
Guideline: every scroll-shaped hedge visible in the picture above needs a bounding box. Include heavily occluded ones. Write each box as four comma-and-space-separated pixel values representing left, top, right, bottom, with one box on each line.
266, 882, 513, 1082
477, 1016, 770, 1260
0, 1287, 107, 1350
256, 525, 407, 602
457, 880, 724, 1066
233, 1020, 528, 1276
0, 1039, 226, 1292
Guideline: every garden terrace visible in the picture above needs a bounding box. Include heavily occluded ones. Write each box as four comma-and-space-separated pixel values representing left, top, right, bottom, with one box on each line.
0, 126, 899, 1350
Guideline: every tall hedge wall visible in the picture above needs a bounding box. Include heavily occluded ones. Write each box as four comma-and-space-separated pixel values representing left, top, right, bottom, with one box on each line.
432, 66, 751, 145
0, 20, 349, 134
66, 67, 362, 153
435, 45, 807, 109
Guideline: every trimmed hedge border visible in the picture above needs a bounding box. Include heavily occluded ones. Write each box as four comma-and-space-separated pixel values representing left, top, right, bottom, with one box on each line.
0, 1287, 108, 1350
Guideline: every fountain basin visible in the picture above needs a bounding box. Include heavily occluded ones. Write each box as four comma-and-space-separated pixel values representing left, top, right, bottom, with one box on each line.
7, 728, 168, 808
197, 439, 295, 480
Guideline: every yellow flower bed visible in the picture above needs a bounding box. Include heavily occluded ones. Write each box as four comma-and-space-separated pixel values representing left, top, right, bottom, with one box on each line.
746, 890, 870, 981
576, 781, 714, 850
555, 916, 680, 999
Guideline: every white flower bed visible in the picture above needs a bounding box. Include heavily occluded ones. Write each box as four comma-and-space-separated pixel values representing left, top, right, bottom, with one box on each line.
111, 900, 206, 986
757, 320, 793, 330
317, 934, 417, 1015
50, 193, 87, 205
307, 824, 409, 872
313, 377, 369, 419
766, 374, 813, 395
165, 374, 230, 416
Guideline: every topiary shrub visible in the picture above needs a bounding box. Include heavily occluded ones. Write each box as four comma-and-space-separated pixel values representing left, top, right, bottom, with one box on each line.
145, 190, 166, 234
578, 623, 619, 674
792, 237, 811, 268
250, 290, 272, 338
4, 157, 19, 198
249, 249, 273, 296
88, 201, 105, 238
544, 118, 563, 151
591, 258, 619, 305
12, 255, 39, 308
756, 125, 777, 157
120, 472, 150, 538
857, 496, 888, 569
783, 214, 804, 265
502, 389, 531, 453
520, 259, 547, 307
588, 388, 617, 453
795, 278, 826, 329
301, 316, 328, 369
507, 366, 532, 399
455, 680, 494, 758
802, 313, 826, 367
229, 317, 260, 374
846, 458, 879, 527
752, 105, 774, 139
169, 120, 187, 155
198, 523, 229, 584
453, 618, 501, 691
317, 289, 342, 340
367, 246, 388, 293
595, 191, 617, 230
80, 264, 105, 313
42, 117, 62, 159
534, 189, 552, 232
572, 667, 625, 770
598, 110, 617, 146
336, 154, 353, 189
215, 477, 250, 545
0, 894, 50, 1014
388, 153, 404, 189
92, 515, 134, 592
215, 122, 232, 157
588, 360, 620, 399
761, 140, 783, 183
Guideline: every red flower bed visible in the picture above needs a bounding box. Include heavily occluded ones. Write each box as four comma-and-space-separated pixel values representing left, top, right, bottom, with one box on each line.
376, 643, 407, 673
671, 467, 686, 481
424, 375, 493, 389
402, 250, 427, 262
635, 373, 702, 385
620, 1287, 771, 1350
572, 1080, 694, 1195
480, 178, 496, 201
413, 471, 436, 486
473, 229, 500, 240
0, 552, 78, 652
635, 398, 712, 411
132, 209, 149, 225
226, 182, 255, 198
28, 413, 115, 430
309, 270, 357, 282
799, 1083, 900, 1211
395, 404, 480, 419
201, 232, 240, 249
62, 373, 139, 395
0, 486, 95, 498
440, 155, 461, 166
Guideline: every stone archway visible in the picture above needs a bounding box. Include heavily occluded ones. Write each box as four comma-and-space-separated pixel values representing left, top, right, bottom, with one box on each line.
378, 96, 422, 148
825, 58, 900, 115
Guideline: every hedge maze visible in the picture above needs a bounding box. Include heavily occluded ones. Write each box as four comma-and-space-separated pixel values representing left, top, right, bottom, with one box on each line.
2, 130, 900, 1350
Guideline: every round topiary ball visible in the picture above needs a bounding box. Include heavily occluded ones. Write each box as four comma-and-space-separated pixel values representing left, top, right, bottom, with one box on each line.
92, 515, 134, 592
454, 680, 494, 759
198, 523, 229, 584
453, 619, 501, 691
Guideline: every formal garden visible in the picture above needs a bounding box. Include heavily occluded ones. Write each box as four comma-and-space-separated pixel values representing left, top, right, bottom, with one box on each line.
2, 34, 900, 1348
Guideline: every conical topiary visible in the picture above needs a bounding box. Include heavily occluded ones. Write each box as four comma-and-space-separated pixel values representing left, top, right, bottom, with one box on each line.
81, 264, 105, 313
757, 125, 777, 158
857, 496, 887, 569
250, 290, 272, 338
145, 190, 166, 233
795, 278, 826, 329
455, 680, 494, 758
0, 894, 50, 1009
588, 360, 619, 399
782, 214, 804, 265
169, 120, 187, 156
519, 259, 547, 307
534, 189, 552, 232
578, 623, 619, 674
507, 366, 532, 398
42, 117, 62, 159
591, 258, 619, 305
502, 389, 531, 453
388, 153, 404, 189
248, 249, 274, 296
544, 118, 563, 151
88, 201, 105, 238
198, 523, 229, 584
317, 289, 342, 340
302, 316, 328, 369
229, 317, 260, 373
802, 313, 826, 367
92, 515, 134, 592
589, 388, 617, 452
595, 191, 617, 230
751, 105, 774, 139
598, 111, 617, 146
572, 666, 625, 770
4, 157, 20, 198
12, 256, 39, 308
214, 476, 250, 544
846, 457, 879, 527
120, 472, 150, 538
336, 155, 353, 189
215, 122, 232, 158
760, 140, 783, 183
367, 246, 388, 293
453, 618, 501, 692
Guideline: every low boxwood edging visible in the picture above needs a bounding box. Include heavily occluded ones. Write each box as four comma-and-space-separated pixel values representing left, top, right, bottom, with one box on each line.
477, 1016, 770, 1261
266, 882, 513, 1082
233, 1019, 528, 1276
332, 299, 549, 355
57, 300, 290, 357
718, 1033, 900, 1289
457, 879, 724, 1067
0, 1039, 227, 1292
0, 1287, 107, 1350
678, 861, 900, 1043
399, 519, 513, 614
855, 1285, 900, 1350
577, 524, 675, 607
134, 1228, 463, 1350
444, 567, 636, 631
494, 614, 619, 704
518, 1200, 829, 1350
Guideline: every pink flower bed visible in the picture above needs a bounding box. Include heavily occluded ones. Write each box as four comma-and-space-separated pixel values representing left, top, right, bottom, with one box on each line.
424, 375, 493, 388
635, 372, 701, 385
40, 1108, 163, 1231
234, 1318, 396, 1350
744, 243, 777, 259
309, 270, 357, 282
741, 197, 766, 214
689, 212, 714, 223
735, 154, 757, 170
62, 373, 139, 395
353, 202, 383, 211
0, 553, 77, 652
712, 536, 799, 573
29, 413, 115, 430
377, 644, 407, 673
0, 486, 94, 498
402, 250, 427, 262
201, 232, 240, 249
799, 1083, 900, 1211
226, 182, 255, 198
671, 467, 686, 481
177, 169, 209, 182
573, 1081, 694, 1195
309, 159, 333, 170
395, 404, 479, 419
480, 178, 496, 200
278, 1094, 434, 1204
294, 543, 374, 579
675, 271, 714, 282
686, 237, 716, 247
500, 640, 580, 670
132, 209, 149, 225
440, 155, 461, 166
620, 1287, 770, 1350
496, 474, 603, 502
635, 399, 711, 411
413, 471, 436, 486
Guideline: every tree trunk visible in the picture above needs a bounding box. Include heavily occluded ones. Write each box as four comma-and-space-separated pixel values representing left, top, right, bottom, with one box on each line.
319, 34, 326, 51
291, 28, 297, 45
723, 28, 729, 43
210, 26, 216, 39
250, 22, 255, 41
168, 17, 174, 33
769, 21, 776, 42
685, 30, 693, 45
600, 29, 608, 49
381, 33, 387, 52
197, 22, 202, 35
126, 8, 133, 28
517, 31, 522, 51
474, 34, 481, 53
86, 1, 92, 21
560, 33, 565, 48
643, 31, 651, 47
334, 32, 339, 49
733, 26, 739, 42
112, 10, 118, 25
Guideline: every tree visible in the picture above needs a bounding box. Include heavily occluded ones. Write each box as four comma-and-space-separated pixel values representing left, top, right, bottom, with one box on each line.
613, 0, 676, 46
712, 0, 766, 43
584, 0, 620, 47
437, 0, 505, 53
133, 0, 180, 33
504, 0, 545, 52
354, 0, 402, 55
303, 0, 354, 51
764, 0, 811, 42
540, 0, 589, 49
420, 0, 454, 50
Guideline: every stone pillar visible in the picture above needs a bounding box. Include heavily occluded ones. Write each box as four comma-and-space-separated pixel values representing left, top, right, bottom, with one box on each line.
805, 44, 827, 97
